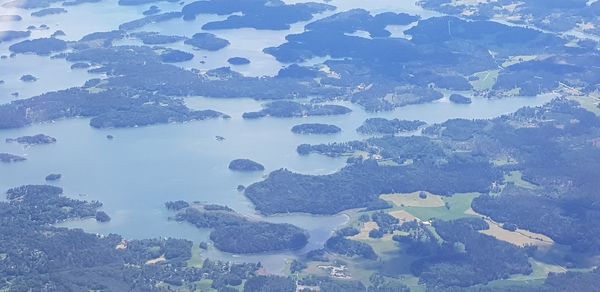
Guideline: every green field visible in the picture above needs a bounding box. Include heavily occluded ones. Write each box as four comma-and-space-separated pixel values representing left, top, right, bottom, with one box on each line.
193, 279, 217, 291
187, 244, 204, 268
492, 155, 518, 166
504, 171, 539, 189
471, 70, 500, 91
501, 55, 538, 68
481, 259, 567, 289
568, 95, 600, 117
403, 193, 479, 221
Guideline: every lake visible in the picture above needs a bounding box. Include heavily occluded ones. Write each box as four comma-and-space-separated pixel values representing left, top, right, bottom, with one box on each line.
0, 92, 554, 272
0, 0, 558, 273
1, 0, 438, 100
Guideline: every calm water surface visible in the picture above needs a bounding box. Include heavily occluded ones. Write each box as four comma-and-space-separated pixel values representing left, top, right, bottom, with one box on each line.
0, 0, 557, 272
0, 93, 554, 271
0, 0, 438, 98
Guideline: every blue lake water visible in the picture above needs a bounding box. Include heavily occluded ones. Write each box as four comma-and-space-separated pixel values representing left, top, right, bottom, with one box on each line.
0, 0, 439, 97
0, 0, 558, 272
0, 93, 554, 272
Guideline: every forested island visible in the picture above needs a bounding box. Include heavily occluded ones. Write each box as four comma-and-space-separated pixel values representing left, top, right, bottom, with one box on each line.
291, 123, 341, 135
89, 108, 227, 128
242, 101, 351, 119
357, 118, 425, 135
0, 153, 26, 163
184, 32, 229, 51
168, 202, 309, 253
6, 134, 56, 145
227, 57, 250, 65
31, 8, 66, 17
9, 37, 67, 55
181, 0, 335, 30
45, 173, 61, 181
159, 49, 194, 63
19, 74, 38, 82
228, 159, 265, 172
2, 1, 600, 290
0, 84, 230, 129
449, 94, 472, 104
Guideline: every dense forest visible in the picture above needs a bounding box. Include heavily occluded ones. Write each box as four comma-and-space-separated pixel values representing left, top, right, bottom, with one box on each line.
246, 144, 498, 214
242, 99, 600, 289
170, 202, 309, 253
291, 123, 342, 135
5, 134, 56, 145
2, 0, 600, 290
423, 98, 600, 253
325, 236, 378, 260
414, 218, 532, 287
357, 118, 425, 135
228, 159, 265, 172
0, 153, 26, 163
242, 101, 351, 119
0, 186, 299, 291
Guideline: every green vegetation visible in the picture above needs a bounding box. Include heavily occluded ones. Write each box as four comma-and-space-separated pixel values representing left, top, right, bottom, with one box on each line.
503, 171, 539, 190
247, 137, 499, 215
3, 0, 600, 289
187, 244, 204, 268
403, 193, 479, 221
471, 69, 499, 91
0, 153, 26, 163
228, 159, 265, 172
288, 99, 600, 290
568, 95, 600, 117
171, 203, 309, 253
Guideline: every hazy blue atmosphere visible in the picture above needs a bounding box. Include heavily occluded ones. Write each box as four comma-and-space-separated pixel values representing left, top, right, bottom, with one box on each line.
1, 0, 600, 291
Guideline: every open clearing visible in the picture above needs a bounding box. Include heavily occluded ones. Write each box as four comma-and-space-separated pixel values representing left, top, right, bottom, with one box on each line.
471, 69, 499, 91
380, 192, 445, 208
484, 259, 567, 288
466, 208, 554, 247
388, 210, 420, 223
491, 155, 518, 166
504, 171, 539, 189
187, 244, 204, 268
350, 221, 380, 240
366, 233, 405, 256
480, 219, 554, 247
146, 255, 166, 265
404, 193, 479, 221
501, 55, 538, 68
568, 95, 600, 117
